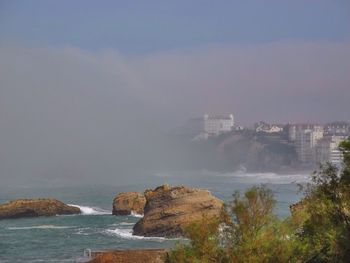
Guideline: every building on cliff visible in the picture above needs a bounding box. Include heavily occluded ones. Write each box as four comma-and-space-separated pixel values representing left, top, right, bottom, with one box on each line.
204, 114, 235, 136
184, 114, 235, 140
254, 121, 284, 133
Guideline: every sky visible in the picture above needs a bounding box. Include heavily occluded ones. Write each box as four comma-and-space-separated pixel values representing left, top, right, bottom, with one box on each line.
0, 1, 349, 185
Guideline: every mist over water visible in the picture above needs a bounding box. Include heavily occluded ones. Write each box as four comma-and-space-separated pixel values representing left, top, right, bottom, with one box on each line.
1, 43, 349, 187
0, 171, 308, 262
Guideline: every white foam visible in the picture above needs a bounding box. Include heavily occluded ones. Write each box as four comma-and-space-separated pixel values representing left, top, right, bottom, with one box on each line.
119, 222, 135, 226
105, 228, 182, 241
68, 204, 111, 215
7, 225, 73, 230
73, 228, 91, 236
215, 172, 310, 184
130, 211, 143, 218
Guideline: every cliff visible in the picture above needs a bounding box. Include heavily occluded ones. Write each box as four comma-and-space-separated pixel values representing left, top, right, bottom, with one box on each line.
185, 130, 298, 172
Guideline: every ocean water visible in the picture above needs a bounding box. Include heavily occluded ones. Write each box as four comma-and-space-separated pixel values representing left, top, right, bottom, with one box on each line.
0, 171, 310, 262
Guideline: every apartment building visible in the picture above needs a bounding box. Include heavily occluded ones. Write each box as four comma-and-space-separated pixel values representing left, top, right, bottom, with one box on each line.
203, 114, 235, 136
293, 124, 324, 165
316, 135, 346, 167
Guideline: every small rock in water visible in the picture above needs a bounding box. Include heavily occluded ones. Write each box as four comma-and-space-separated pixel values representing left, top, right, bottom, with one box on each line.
0, 198, 81, 219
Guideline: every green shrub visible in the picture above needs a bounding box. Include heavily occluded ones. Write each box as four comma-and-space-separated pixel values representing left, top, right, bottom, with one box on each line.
167, 137, 350, 263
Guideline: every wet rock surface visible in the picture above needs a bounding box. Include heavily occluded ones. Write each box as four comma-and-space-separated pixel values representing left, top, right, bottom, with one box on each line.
133, 184, 223, 237
112, 192, 146, 216
0, 198, 81, 219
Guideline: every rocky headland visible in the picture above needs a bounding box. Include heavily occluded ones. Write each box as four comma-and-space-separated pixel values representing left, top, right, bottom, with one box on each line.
112, 192, 146, 216
133, 184, 223, 237
0, 198, 81, 219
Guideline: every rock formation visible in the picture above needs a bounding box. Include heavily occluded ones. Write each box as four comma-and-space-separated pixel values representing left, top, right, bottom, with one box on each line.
0, 198, 81, 219
112, 192, 146, 216
133, 184, 223, 237
89, 249, 167, 263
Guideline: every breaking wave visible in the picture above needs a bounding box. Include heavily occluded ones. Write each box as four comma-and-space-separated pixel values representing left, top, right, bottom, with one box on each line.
214, 172, 310, 184
105, 227, 182, 241
68, 204, 111, 215
119, 222, 135, 226
7, 225, 73, 230
130, 211, 143, 218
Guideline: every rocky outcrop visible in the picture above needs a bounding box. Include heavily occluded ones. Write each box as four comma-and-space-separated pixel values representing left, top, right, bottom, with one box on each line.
89, 249, 167, 263
0, 198, 81, 219
133, 184, 223, 237
112, 192, 146, 216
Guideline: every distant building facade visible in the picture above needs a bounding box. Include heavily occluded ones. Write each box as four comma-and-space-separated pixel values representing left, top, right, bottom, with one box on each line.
288, 124, 322, 142
287, 124, 297, 142
324, 122, 350, 136
316, 135, 346, 167
204, 114, 235, 136
287, 122, 349, 167
184, 114, 235, 140
292, 124, 324, 165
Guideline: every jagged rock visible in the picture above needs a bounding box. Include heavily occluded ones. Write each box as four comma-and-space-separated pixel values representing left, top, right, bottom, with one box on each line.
0, 198, 81, 219
133, 184, 223, 237
112, 192, 146, 216
89, 249, 167, 263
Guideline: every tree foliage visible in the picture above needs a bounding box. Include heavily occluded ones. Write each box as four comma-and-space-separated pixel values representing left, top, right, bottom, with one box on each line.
296, 138, 350, 262
166, 137, 350, 263
166, 186, 300, 263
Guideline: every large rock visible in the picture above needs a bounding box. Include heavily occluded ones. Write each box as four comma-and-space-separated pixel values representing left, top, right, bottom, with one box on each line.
133, 184, 223, 237
0, 198, 81, 219
89, 249, 167, 263
112, 192, 146, 216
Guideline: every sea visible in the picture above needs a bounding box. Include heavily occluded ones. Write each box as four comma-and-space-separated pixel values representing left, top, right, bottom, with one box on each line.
0, 171, 310, 262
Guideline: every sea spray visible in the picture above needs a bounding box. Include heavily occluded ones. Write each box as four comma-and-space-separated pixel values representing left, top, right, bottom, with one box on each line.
68, 204, 111, 215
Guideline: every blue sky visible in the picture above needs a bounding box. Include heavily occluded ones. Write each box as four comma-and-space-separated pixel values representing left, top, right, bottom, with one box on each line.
0, 0, 349, 53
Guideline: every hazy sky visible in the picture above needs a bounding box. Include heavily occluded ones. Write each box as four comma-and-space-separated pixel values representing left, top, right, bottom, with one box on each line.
1, 1, 349, 52
0, 1, 349, 185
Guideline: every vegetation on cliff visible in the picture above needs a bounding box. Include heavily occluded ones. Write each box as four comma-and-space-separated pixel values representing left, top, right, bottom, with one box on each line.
166, 138, 350, 263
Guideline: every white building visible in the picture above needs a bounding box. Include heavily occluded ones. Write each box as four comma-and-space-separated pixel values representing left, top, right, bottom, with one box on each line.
316, 136, 345, 167
184, 114, 235, 140
288, 123, 321, 142
204, 114, 235, 136
255, 121, 283, 133
324, 122, 350, 136
294, 125, 324, 165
